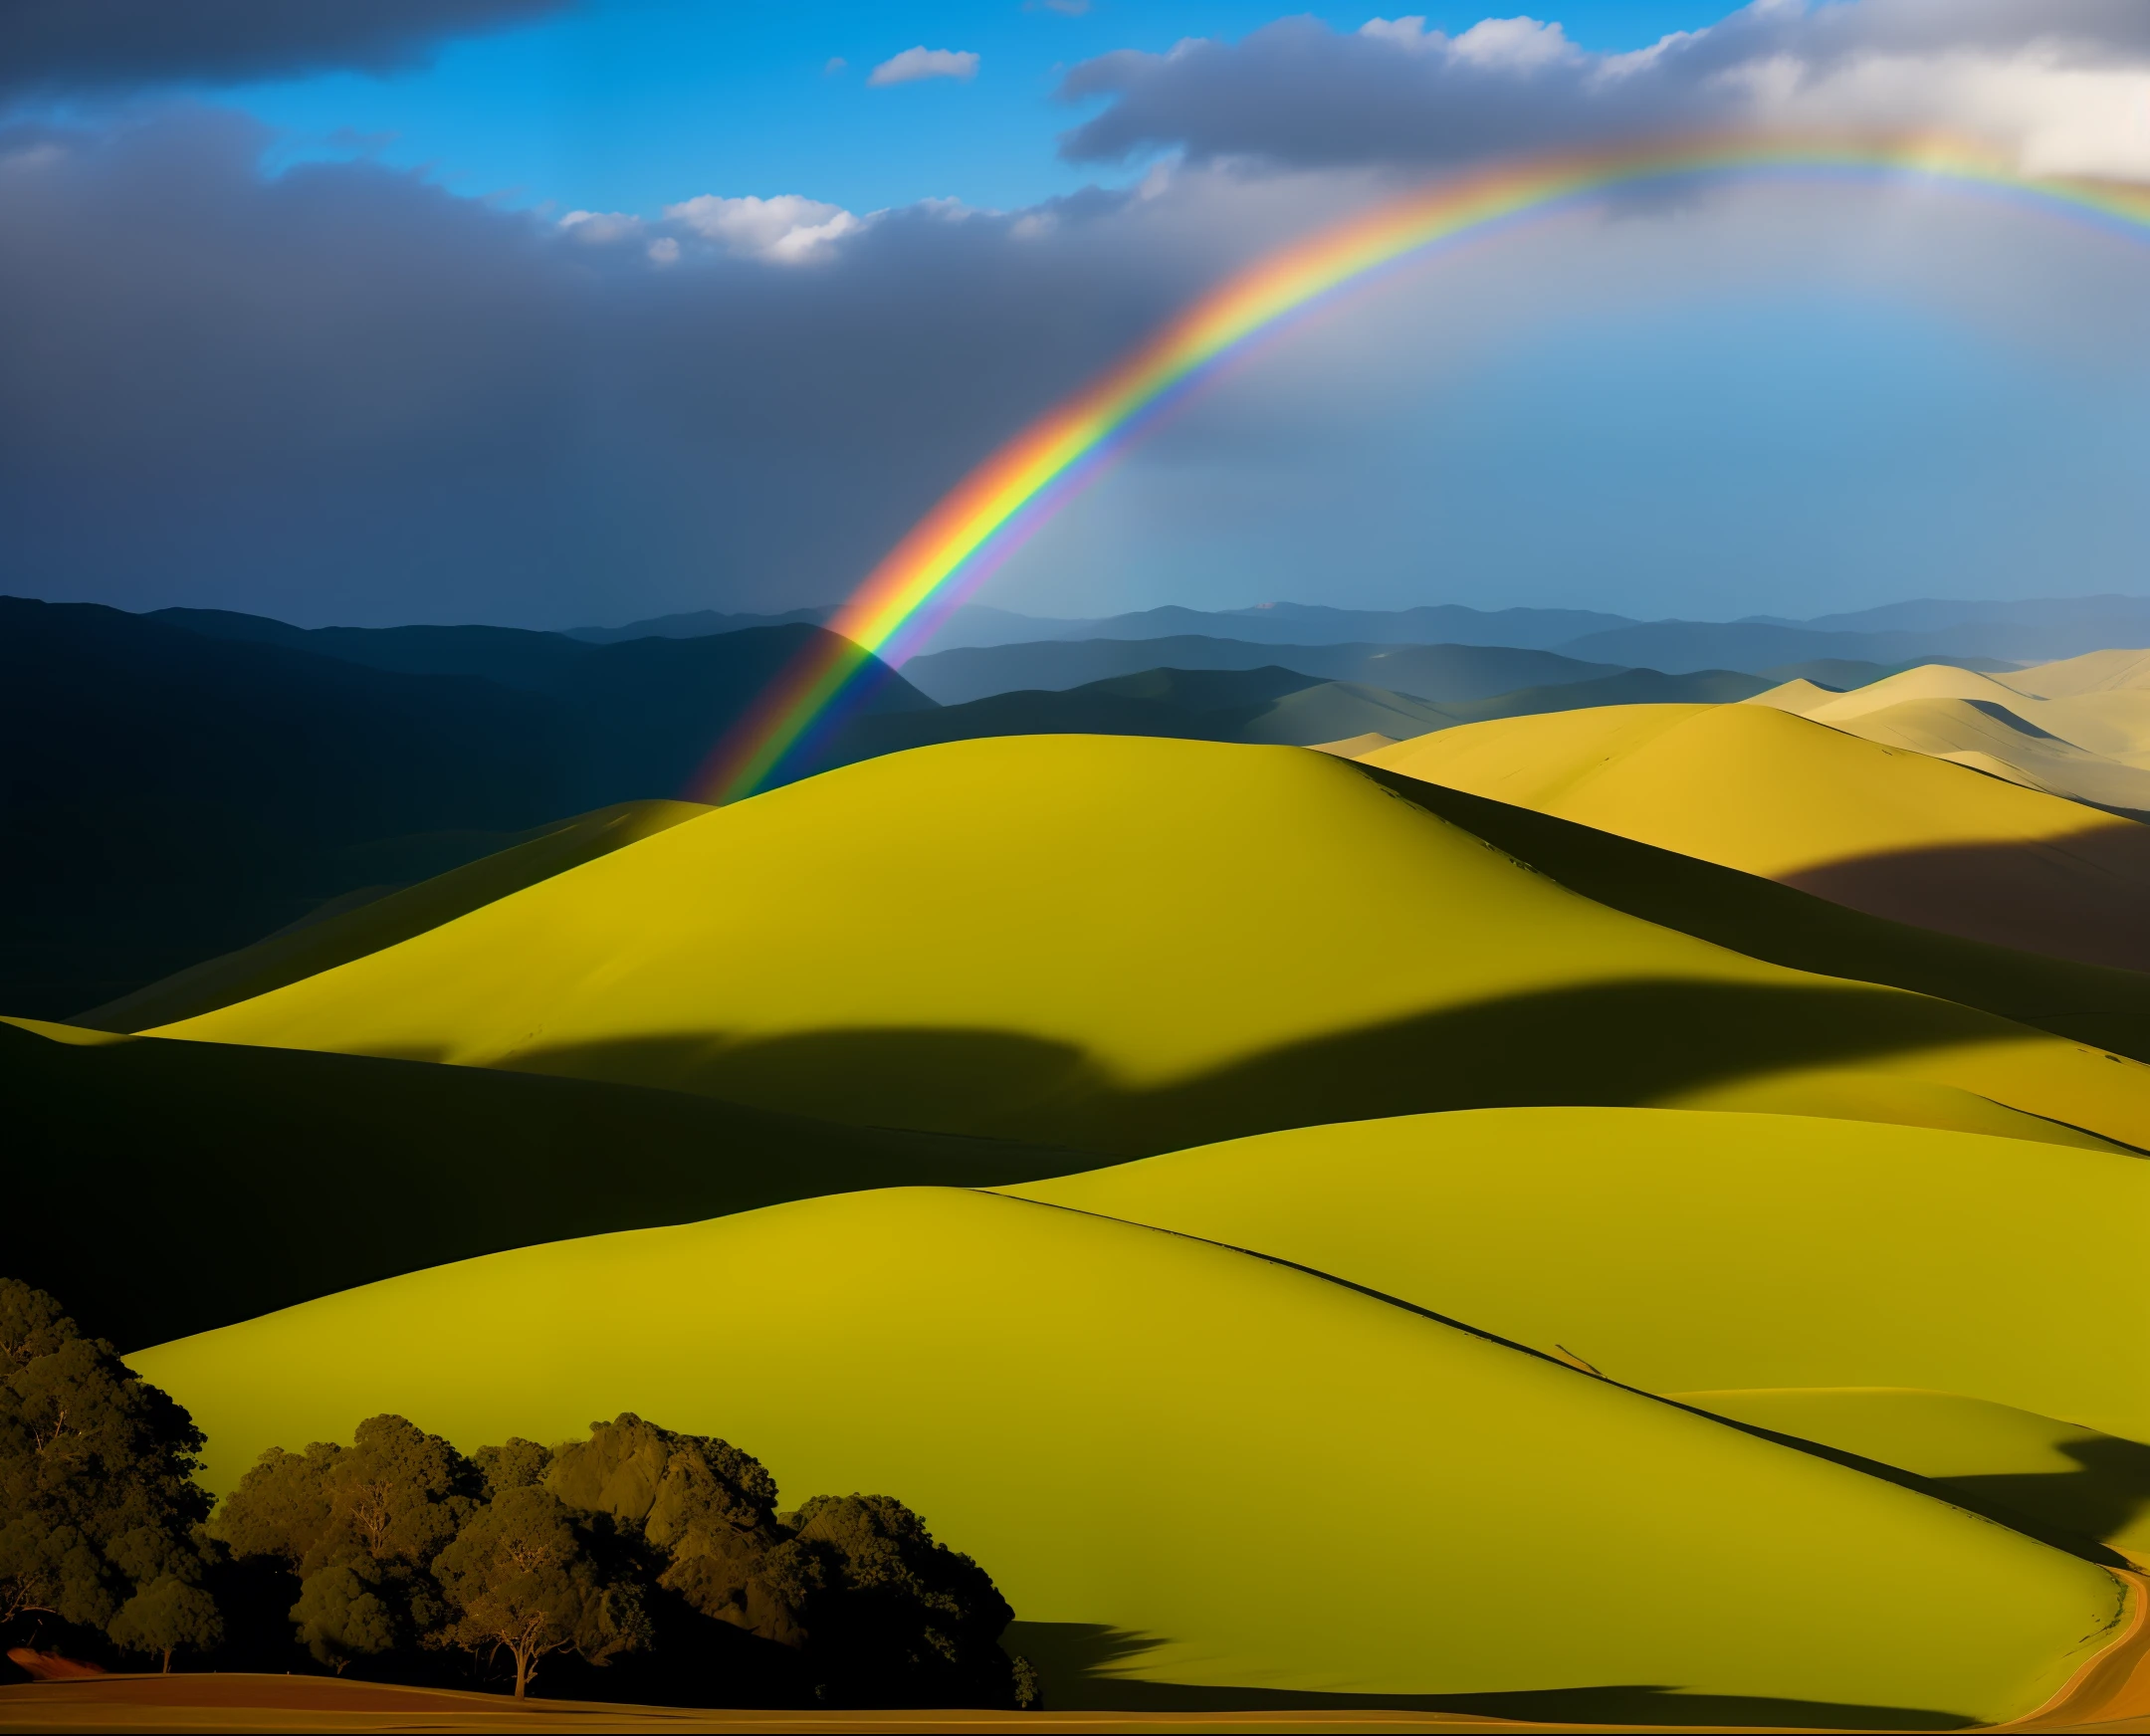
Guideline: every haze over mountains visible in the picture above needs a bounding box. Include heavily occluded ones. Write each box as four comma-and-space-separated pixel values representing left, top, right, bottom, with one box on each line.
585, 592, 2150, 672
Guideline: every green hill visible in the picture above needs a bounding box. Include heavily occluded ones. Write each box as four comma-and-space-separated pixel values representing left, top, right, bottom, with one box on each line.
1005, 1106, 2150, 1448
0, 1014, 1083, 1351
129, 1184, 2125, 1722
154, 735, 2150, 1156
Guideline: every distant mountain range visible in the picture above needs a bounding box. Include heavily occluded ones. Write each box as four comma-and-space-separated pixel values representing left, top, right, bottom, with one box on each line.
568, 593, 2150, 679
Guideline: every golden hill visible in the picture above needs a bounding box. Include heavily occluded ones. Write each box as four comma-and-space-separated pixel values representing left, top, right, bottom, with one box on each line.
2006, 648, 2150, 699
1362, 703, 2150, 972
129, 1183, 2125, 1721
153, 735, 2150, 1154
1744, 665, 2150, 815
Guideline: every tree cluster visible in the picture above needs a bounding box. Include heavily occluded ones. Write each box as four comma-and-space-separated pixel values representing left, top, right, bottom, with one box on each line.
0, 1281, 221, 1673
0, 1282, 1036, 1708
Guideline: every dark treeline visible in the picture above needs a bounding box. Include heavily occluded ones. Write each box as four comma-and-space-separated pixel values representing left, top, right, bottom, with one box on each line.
0, 1280, 1036, 1708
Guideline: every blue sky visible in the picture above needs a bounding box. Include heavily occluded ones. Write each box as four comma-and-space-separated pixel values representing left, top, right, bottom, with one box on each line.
219, 2, 1724, 216
5, 1, 2149, 628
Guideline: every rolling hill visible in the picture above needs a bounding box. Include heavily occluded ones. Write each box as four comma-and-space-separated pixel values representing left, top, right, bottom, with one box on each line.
129, 1183, 2125, 1722
1748, 666, 2150, 818
1004, 1106, 2150, 1448
151, 735, 2150, 1156
0, 1013, 1083, 1352
1363, 703, 2150, 974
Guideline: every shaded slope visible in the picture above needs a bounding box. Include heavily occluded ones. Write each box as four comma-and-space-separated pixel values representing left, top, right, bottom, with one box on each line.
0, 598, 924, 1016
156, 736, 2150, 1155
131, 1187, 2123, 1722
79, 799, 709, 1032
1365, 704, 2150, 973
0, 1015, 1083, 1351
1353, 761, 2150, 1064
1005, 1106, 2150, 1445
0, 597, 567, 1017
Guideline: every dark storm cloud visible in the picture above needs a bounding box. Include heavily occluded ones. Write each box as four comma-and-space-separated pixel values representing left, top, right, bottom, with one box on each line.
0, 0, 570, 96
1058, 0, 2150, 172
0, 108, 1224, 625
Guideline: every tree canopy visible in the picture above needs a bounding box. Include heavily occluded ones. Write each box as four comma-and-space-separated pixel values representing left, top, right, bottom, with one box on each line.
0, 1279, 219, 1671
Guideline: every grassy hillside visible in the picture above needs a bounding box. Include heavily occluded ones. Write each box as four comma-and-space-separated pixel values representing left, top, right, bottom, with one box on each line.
1356, 761, 2150, 1064
1004, 1106, 2150, 1445
0, 598, 923, 1016
155, 736, 2150, 1155
0, 1014, 1083, 1351
79, 799, 709, 1031
1364, 704, 2150, 973
130, 1186, 2124, 1722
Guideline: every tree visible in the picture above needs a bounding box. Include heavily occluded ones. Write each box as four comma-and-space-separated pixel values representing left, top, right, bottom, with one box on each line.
0, 1280, 215, 1662
546, 1413, 806, 1649
787, 1493, 1023, 1707
108, 1575, 223, 1672
430, 1484, 648, 1697
210, 1412, 473, 1669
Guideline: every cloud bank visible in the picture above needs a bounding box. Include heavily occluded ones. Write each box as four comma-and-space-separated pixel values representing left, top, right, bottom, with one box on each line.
1060, 0, 2150, 180
0, 0, 569, 95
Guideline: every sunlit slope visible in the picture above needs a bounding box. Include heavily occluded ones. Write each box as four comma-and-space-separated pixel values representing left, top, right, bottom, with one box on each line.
2007, 649, 2150, 700
1364, 704, 2150, 972
0, 1013, 1079, 1351
156, 736, 2150, 1154
130, 1188, 2124, 1722
1006, 1107, 2150, 1442
1745, 665, 2150, 812
1665, 1390, 2150, 1564
78, 799, 710, 1032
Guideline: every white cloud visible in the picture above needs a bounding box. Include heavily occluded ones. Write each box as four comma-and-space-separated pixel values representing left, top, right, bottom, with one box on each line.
663, 192, 865, 263
646, 235, 680, 265
868, 46, 979, 87
1062, 1, 2150, 181
557, 208, 643, 244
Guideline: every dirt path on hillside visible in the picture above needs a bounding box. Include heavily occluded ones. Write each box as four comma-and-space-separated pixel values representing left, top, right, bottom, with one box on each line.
2008, 1568, 2150, 1732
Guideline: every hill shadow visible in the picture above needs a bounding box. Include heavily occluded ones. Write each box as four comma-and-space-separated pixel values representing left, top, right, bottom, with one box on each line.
1001, 1623, 1972, 1726
1784, 835, 2150, 976
1353, 761, 2150, 1063
511, 974, 2085, 1158
0, 1020, 1095, 1350
1940, 1433, 2150, 1558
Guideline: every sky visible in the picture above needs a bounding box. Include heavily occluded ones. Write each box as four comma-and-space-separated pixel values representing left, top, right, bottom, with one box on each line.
3, 0, 2149, 632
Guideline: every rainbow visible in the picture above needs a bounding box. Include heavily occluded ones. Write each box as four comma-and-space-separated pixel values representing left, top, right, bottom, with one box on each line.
696, 132, 2150, 802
